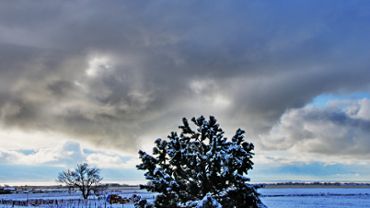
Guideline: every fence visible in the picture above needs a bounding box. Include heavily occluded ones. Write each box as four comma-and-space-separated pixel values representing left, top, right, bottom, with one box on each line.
0, 198, 136, 208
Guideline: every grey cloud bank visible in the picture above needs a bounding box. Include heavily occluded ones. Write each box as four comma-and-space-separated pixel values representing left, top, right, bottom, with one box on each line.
261, 99, 370, 158
0, 0, 370, 161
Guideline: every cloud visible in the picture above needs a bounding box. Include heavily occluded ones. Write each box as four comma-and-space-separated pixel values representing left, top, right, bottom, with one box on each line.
0, 139, 137, 169
86, 152, 136, 169
0, 141, 84, 165
260, 98, 370, 161
251, 162, 370, 182
0, 0, 370, 157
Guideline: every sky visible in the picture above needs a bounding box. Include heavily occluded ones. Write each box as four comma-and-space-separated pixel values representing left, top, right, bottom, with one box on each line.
1, 0, 370, 185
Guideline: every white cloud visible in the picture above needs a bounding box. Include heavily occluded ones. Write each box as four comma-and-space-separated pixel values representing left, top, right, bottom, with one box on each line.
0, 129, 66, 150
188, 79, 232, 109
346, 98, 370, 121
189, 79, 215, 95
86, 152, 138, 169
85, 55, 113, 78
0, 128, 137, 168
260, 98, 370, 164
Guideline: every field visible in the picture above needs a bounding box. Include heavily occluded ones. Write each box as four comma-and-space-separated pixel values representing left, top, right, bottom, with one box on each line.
0, 186, 153, 208
260, 187, 370, 208
1, 186, 370, 207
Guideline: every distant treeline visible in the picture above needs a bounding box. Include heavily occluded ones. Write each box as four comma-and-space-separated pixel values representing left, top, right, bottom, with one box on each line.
0, 189, 12, 194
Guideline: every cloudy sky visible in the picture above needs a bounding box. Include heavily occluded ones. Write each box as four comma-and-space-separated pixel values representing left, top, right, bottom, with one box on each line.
1, 0, 370, 185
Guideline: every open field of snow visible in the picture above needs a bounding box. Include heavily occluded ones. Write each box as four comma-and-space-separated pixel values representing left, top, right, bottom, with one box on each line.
0, 187, 153, 208
1, 187, 370, 207
260, 188, 370, 208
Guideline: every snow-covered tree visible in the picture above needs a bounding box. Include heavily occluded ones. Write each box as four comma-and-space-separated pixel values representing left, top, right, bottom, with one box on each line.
136, 116, 264, 208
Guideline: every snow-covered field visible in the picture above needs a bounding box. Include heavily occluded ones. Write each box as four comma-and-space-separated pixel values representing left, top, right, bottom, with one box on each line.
260, 188, 370, 208
1, 187, 370, 207
0, 187, 153, 208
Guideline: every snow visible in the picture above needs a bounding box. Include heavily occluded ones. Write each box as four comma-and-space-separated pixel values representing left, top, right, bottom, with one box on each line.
260, 188, 370, 208
0, 187, 369, 207
196, 193, 222, 208
0, 187, 154, 208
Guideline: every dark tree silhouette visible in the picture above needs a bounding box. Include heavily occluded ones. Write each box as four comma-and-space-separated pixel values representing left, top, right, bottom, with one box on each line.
136, 116, 264, 208
57, 163, 103, 199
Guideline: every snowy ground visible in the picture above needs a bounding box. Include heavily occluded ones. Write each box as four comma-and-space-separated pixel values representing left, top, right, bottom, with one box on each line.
0, 187, 154, 208
260, 188, 370, 208
1, 187, 370, 207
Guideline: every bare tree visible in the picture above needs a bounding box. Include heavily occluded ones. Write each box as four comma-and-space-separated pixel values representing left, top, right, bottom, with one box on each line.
57, 163, 103, 199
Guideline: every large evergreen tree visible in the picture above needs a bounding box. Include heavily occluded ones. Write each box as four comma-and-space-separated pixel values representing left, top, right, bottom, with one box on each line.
136, 116, 264, 208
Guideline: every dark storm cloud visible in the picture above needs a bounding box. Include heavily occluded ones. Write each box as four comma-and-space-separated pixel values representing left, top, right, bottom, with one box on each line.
1, 0, 370, 153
